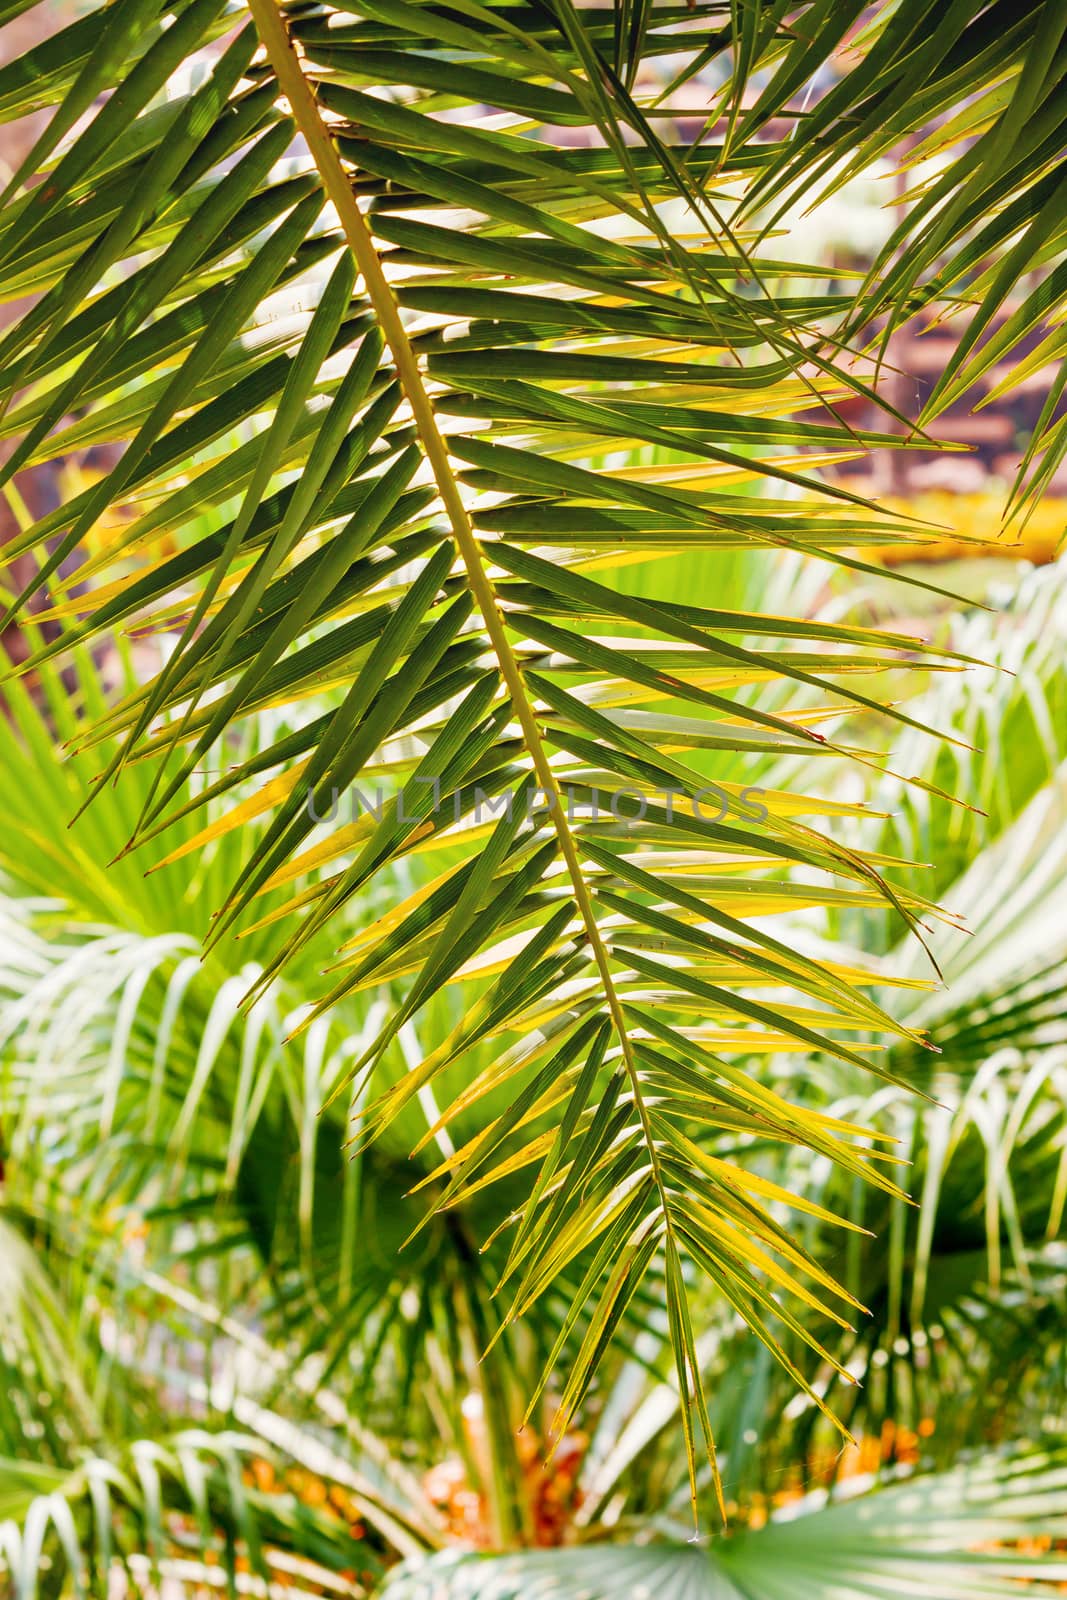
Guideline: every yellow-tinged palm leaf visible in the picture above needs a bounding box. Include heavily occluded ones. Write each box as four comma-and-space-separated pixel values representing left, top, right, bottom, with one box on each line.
1, 0, 1064, 1526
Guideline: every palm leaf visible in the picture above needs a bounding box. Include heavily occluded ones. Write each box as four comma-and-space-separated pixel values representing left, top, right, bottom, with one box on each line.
379, 1446, 1067, 1598
0, 1428, 387, 1600
2, 0, 1064, 1514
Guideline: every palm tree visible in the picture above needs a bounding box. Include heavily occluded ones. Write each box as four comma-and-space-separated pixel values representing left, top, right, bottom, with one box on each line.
0, 0, 1065, 1593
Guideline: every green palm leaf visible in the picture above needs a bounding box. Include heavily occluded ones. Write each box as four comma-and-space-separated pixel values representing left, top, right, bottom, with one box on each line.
2, 0, 1065, 1518
380, 1447, 1067, 1598
0, 1428, 388, 1600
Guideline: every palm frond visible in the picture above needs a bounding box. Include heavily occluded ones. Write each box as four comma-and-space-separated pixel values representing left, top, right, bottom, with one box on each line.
380, 1446, 1067, 1598
0, 1219, 102, 1465
2, 0, 1065, 1513
0, 1428, 386, 1600
723, 0, 1067, 524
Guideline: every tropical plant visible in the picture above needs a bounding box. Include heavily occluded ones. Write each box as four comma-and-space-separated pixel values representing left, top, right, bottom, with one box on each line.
1, 0, 1066, 1592
2, 573, 1065, 1595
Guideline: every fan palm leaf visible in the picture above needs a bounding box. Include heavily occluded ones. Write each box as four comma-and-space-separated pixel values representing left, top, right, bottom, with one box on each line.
379, 1446, 1067, 1599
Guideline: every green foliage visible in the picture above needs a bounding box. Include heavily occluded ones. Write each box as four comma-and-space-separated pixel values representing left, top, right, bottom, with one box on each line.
0, 0, 1065, 1592
382, 1445, 1067, 1598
